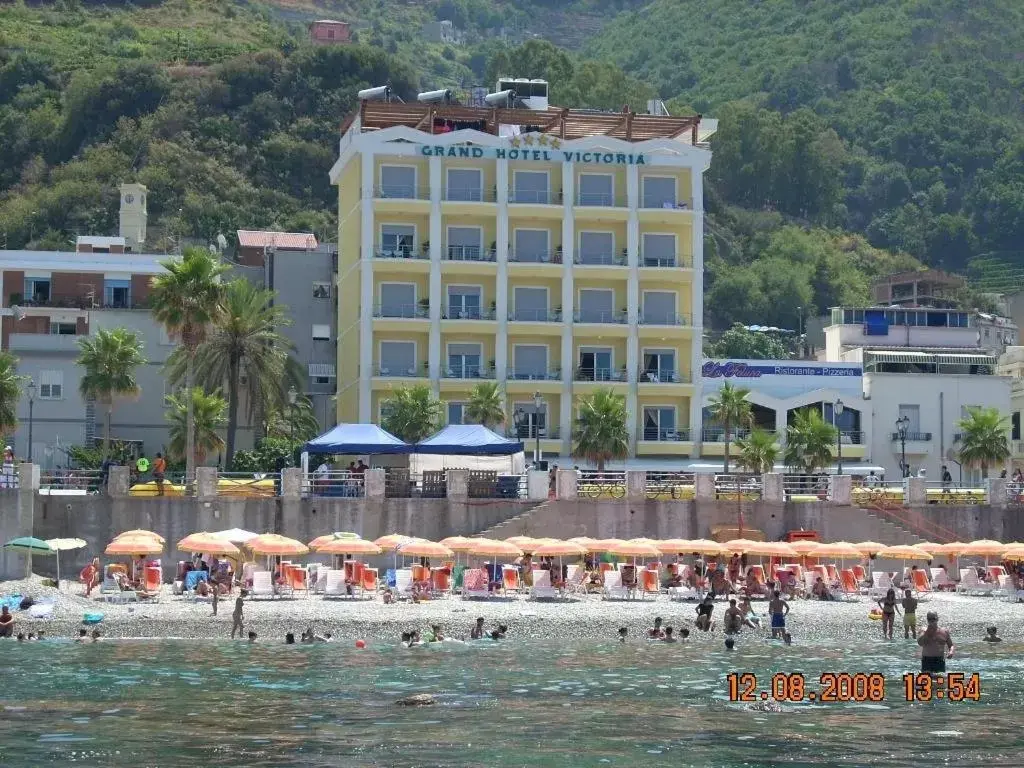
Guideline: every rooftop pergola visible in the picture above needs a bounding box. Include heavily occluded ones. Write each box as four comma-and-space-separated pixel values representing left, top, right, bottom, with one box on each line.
343, 101, 703, 144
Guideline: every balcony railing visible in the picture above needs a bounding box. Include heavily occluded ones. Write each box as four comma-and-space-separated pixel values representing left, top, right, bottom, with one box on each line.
506, 367, 561, 381
574, 252, 627, 266
641, 254, 690, 268
374, 364, 425, 377
574, 367, 628, 382
890, 431, 933, 442
442, 305, 496, 320
576, 192, 626, 207
443, 187, 496, 202
639, 312, 689, 326
508, 250, 562, 264
442, 365, 495, 380
703, 428, 778, 442
509, 189, 559, 204
508, 308, 562, 322
638, 369, 687, 384
445, 245, 496, 262
373, 185, 430, 200
374, 245, 428, 260
372, 303, 429, 319
508, 425, 560, 439
16, 294, 144, 310
839, 431, 865, 445
641, 196, 691, 210
573, 310, 628, 324
638, 427, 692, 442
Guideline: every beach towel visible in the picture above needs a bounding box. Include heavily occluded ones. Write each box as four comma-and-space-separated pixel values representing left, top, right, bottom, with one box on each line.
385, 568, 397, 588
83, 613, 104, 624
464, 569, 488, 591
28, 603, 53, 619
0, 595, 22, 611
184, 571, 208, 591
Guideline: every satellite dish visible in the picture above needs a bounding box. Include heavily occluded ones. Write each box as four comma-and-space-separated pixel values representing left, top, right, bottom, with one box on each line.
11, 305, 25, 321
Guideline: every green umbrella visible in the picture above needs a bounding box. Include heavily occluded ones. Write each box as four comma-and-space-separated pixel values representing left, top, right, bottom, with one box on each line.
3, 537, 54, 578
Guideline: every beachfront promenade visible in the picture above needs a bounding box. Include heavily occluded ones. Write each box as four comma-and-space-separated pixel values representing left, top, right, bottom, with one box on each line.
2, 463, 1022, 579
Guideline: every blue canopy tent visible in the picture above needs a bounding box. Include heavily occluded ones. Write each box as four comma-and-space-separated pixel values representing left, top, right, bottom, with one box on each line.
302, 423, 413, 455
414, 424, 524, 455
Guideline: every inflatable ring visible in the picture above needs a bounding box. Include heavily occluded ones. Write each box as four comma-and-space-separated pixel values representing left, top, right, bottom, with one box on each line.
868, 609, 883, 621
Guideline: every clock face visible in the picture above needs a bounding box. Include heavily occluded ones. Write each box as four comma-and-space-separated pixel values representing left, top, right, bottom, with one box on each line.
125, 194, 134, 204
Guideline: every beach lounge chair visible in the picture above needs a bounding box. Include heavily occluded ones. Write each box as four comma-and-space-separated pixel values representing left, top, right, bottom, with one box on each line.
288, 567, 308, 597
530, 569, 558, 600
362, 567, 378, 595
312, 564, 329, 594
988, 566, 1006, 582
502, 565, 520, 594
929, 567, 955, 590
640, 568, 659, 598
385, 568, 397, 589
251, 571, 275, 599
839, 569, 859, 596
825, 564, 840, 586
864, 571, 891, 598
142, 567, 162, 601
911, 569, 931, 594
462, 568, 490, 599
957, 569, 995, 596
852, 565, 867, 583
395, 569, 415, 600
563, 565, 586, 597
803, 571, 819, 595
431, 568, 451, 597
322, 569, 346, 598
602, 569, 630, 601
995, 574, 1012, 598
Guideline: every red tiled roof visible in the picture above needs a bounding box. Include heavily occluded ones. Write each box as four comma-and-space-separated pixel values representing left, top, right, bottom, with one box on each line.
236, 230, 318, 250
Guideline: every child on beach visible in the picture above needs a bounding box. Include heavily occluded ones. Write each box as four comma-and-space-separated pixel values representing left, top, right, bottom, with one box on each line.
471, 617, 485, 639
231, 590, 247, 639
211, 584, 219, 616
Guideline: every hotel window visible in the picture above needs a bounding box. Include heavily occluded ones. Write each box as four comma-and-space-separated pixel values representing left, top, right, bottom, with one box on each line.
512, 287, 548, 321
512, 401, 546, 438
446, 168, 483, 201
512, 345, 548, 380
311, 324, 331, 341
379, 341, 416, 376
578, 174, 614, 206
38, 370, 63, 400
512, 229, 549, 263
578, 348, 613, 381
49, 322, 77, 335
380, 224, 415, 256
379, 166, 416, 199
24, 277, 51, 304
447, 402, 466, 425
641, 176, 677, 208
641, 291, 677, 325
446, 226, 482, 261
446, 286, 481, 319
642, 233, 676, 267
1013, 412, 1021, 441
577, 288, 615, 323
104, 279, 131, 308
578, 232, 616, 265
898, 404, 921, 433
511, 171, 549, 204
446, 343, 482, 378
312, 282, 331, 299
379, 283, 417, 318
642, 350, 676, 382
642, 407, 676, 441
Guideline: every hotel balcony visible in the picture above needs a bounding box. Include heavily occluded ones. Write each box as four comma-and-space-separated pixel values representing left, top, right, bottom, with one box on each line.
15, 293, 145, 311
442, 305, 496, 321
373, 185, 430, 201
641, 253, 692, 270
508, 249, 563, 265
637, 369, 692, 387
508, 189, 562, 205
639, 195, 695, 225
636, 427, 693, 456
573, 310, 628, 325
639, 311, 690, 326
8, 333, 84, 354
575, 192, 627, 208
372, 303, 429, 320
574, 367, 628, 383
506, 368, 561, 382
508, 308, 562, 323
508, 425, 560, 440
372, 245, 430, 274
441, 365, 495, 380
442, 187, 497, 203
373, 363, 427, 378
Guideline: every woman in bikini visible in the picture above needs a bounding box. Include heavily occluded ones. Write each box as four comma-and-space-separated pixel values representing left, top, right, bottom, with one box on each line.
877, 588, 900, 640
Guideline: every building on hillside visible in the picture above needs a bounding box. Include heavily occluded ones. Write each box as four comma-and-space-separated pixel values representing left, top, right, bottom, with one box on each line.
330, 81, 715, 460
700, 359, 868, 469
309, 20, 352, 45
423, 20, 462, 44
233, 230, 338, 433
995, 346, 1024, 471
871, 269, 965, 308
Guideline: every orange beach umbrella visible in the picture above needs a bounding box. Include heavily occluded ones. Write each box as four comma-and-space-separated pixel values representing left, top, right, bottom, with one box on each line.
657, 539, 694, 554
316, 539, 382, 556
686, 539, 725, 556
466, 538, 524, 559
959, 539, 1007, 557
246, 534, 309, 557
114, 529, 166, 545
533, 541, 587, 558
876, 545, 932, 561
440, 536, 477, 552
853, 541, 886, 556
105, 534, 163, 556
176, 532, 240, 556
374, 534, 417, 550
397, 540, 453, 559
606, 541, 660, 559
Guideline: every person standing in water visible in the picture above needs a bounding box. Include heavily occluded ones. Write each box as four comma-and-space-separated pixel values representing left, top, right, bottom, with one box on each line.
877, 588, 899, 640
768, 591, 789, 639
231, 590, 247, 639
917, 611, 954, 674
901, 589, 918, 639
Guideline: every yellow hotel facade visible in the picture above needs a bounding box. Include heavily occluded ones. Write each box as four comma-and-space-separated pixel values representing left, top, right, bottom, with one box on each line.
330, 95, 713, 459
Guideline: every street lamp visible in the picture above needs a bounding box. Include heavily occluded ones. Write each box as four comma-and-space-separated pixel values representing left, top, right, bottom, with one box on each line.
895, 415, 910, 478
26, 379, 36, 462
532, 391, 544, 468
833, 398, 844, 475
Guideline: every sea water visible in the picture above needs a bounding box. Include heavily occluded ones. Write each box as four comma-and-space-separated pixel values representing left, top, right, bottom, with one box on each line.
0, 636, 1021, 766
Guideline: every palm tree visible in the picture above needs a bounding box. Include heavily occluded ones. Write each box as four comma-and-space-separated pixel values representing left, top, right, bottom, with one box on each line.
784, 408, 837, 474
165, 279, 295, 466
735, 428, 779, 475
957, 406, 1010, 479
0, 351, 22, 438
381, 384, 442, 442
572, 387, 629, 471
265, 393, 321, 442
166, 388, 227, 465
76, 328, 146, 458
465, 381, 505, 428
149, 247, 228, 483
706, 382, 753, 473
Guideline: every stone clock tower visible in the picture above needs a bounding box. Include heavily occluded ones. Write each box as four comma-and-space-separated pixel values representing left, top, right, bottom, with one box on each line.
119, 182, 148, 249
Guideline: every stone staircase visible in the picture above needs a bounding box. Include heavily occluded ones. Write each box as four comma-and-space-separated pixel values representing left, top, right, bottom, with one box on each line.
860, 509, 927, 545
472, 500, 554, 540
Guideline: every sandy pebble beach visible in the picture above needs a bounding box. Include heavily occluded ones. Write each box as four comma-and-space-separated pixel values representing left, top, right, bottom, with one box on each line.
4, 574, 1024, 645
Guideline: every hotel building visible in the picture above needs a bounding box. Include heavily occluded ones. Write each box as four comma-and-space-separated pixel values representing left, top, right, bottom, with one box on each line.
330, 82, 714, 458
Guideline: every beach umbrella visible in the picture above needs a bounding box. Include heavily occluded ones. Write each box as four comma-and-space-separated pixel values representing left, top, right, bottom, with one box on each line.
397, 540, 453, 559
853, 541, 886, 556
105, 534, 163, 556
1000, 546, 1024, 561
505, 536, 551, 553
533, 542, 587, 558
686, 539, 725, 556
440, 536, 476, 552
246, 534, 309, 557
656, 538, 694, 555
466, 538, 524, 559
374, 534, 416, 550
45, 538, 86, 590
628, 537, 661, 548
788, 540, 821, 555
959, 539, 1006, 557
606, 541, 660, 559
722, 538, 761, 554
3, 536, 54, 579
745, 541, 797, 558
316, 539, 382, 556
214, 528, 259, 545
114, 529, 166, 544
308, 532, 363, 550
176, 532, 240, 556
567, 536, 598, 549
817, 542, 863, 559
876, 545, 932, 560
590, 538, 625, 551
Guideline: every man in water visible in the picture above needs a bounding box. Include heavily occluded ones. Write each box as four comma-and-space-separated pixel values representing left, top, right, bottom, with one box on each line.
901, 589, 919, 638
768, 591, 790, 639
231, 590, 247, 639
76, 628, 88, 642
723, 599, 744, 634
91, 629, 102, 642
725, 637, 735, 651
662, 626, 677, 643
679, 628, 690, 641
247, 631, 258, 643
648, 617, 665, 639
737, 596, 761, 629
983, 626, 1002, 642
471, 617, 485, 639
917, 611, 954, 673
427, 624, 444, 642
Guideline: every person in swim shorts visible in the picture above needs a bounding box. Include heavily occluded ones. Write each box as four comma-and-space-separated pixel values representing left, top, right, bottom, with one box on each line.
917, 611, 954, 673
768, 591, 789, 639
901, 589, 918, 639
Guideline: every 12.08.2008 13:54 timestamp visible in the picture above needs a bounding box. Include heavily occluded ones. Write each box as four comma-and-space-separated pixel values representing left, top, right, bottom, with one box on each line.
727, 672, 981, 702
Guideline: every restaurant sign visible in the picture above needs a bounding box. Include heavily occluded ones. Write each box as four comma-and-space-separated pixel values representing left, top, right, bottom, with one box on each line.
702, 361, 862, 379
419, 138, 647, 165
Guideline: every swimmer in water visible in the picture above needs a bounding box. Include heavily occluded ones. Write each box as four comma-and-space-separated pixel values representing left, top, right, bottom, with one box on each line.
901, 589, 918, 639
471, 617, 485, 640
284, 632, 295, 645
768, 591, 789, 640
91, 629, 102, 642
648, 617, 665, 639
618, 627, 628, 642
725, 637, 735, 650
662, 627, 677, 643
983, 626, 1002, 642
76, 628, 88, 642
428, 624, 444, 642
723, 599, 744, 635
248, 631, 258, 643
783, 631, 792, 645
679, 628, 690, 641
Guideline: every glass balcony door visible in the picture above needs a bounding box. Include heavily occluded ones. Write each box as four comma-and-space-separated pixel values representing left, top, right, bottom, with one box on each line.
643, 407, 676, 440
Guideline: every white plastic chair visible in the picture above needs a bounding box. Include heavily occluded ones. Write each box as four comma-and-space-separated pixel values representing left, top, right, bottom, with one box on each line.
395, 569, 414, 599
530, 569, 557, 600
323, 569, 346, 598
251, 571, 274, 599
603, 569, 629, 600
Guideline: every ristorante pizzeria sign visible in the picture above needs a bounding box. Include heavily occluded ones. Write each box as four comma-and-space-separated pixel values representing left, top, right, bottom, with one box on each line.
419, 137, 648, 165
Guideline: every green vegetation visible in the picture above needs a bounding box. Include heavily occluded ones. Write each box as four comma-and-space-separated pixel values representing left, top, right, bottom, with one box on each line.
572, 388, 628, 471
0, 352, 23, 437
165, 386, 227, 464
956, 407, 1010, 479
706, 324, 790, 361
735, 429, 779, 476
76, 328, 147, 458
705, 382, 752, 474
784, 409, 837, 475
381, 384, 443, 443
465, 381, 505, 429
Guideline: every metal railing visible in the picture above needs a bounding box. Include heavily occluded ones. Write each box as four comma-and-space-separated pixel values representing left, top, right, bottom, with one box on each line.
714, 473, 763, 500
508, 308, 562, 322
218, 472, 280, 498
923, 481, 985, 505
1007, 483, 1024, 505
638, 369, 688, 383
641, 196, 691, 210
574, 252, 627, 266
641, 254, 689, 268
443, 187, 496, 202
639, 312, 690, 326
890, 431, 932, 441
638, 427, 692, 442
445, 245, 496, 262
372, 303, 429, 319
782, 474, 831, 500
573, 310, 628, 324
373, 364, 425, 377
130, 471, 192, 497
17, 294, 145, 311
506, 367, 561, 381
302, 471, 365, 498
574, 367, 628, 382
509, 189, 558, 204
467, 472, 525, 499
39, 469, 103, 494
645, 471, 695, 499
442, 306, 496, 320
577, 470, 627, 499
839, 431, 865, 445
441, 365, 495, 380
702, 428, 778, 442
508, 425, 560, 439
373, 185, 430, 200
374, 246, 428, 260
576, 192, 626, 207
508, 250, 562, 264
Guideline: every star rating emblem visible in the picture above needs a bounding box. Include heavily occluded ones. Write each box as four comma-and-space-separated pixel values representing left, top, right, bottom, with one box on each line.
522, 134, 534, 146
510, 136, 520, 148
537, 134, 549, 147
550, 138, 561, 149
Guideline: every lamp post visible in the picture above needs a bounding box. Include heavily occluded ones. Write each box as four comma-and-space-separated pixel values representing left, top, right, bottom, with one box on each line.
26, 379, 36, 462
833, 397, 844, 475
895, 415, 910, 478
532, 391, 544, 468
796, 306, 803, 359
288, 386, 298, 450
